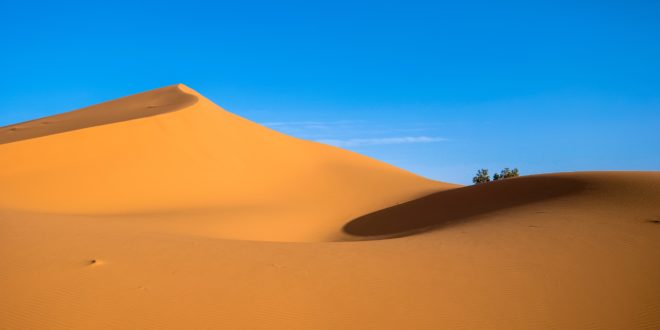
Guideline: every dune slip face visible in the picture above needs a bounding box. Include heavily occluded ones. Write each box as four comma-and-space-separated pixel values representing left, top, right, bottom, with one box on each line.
1, 85, 659, 329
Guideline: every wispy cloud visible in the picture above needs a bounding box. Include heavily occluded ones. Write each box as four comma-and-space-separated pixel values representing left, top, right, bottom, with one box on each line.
261, 120, 356, 128
260, 119, 448, 148
316, 136, 447, 147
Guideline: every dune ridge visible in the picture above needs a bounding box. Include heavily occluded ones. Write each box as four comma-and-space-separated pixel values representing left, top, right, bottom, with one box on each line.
0, 84, 198, 145
345, 171, 660, 238
1, 85, 659, 329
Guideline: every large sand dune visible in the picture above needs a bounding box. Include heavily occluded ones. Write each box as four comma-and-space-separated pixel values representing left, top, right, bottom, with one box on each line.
1, 85, 659, 329
0, 84, 449, 242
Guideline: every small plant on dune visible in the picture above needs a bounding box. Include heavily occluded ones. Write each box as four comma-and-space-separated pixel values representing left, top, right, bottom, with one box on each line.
493, 167, 519, 181
472, 169, 491, 184
473, 167, 520, 184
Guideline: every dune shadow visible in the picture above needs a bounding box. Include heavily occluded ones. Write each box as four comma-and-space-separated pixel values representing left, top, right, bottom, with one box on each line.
343, 175, 587, 239
0, 85, 197, 145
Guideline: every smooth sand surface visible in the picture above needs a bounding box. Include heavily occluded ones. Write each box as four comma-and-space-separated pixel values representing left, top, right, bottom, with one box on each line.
1, 85, 659, 329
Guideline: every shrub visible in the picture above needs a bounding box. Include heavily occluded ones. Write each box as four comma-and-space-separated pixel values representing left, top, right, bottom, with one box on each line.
473, 167, 520, 184
493, 167, 519, 181
472, 169, 491, 184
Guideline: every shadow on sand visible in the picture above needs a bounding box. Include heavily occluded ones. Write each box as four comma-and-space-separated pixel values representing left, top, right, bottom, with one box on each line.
343, 175, 587, 239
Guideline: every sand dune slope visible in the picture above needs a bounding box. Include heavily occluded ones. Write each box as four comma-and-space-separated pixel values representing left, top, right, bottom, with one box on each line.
0, 84, 448, 242
0, 85, 659, 329
345, 171, 659, 238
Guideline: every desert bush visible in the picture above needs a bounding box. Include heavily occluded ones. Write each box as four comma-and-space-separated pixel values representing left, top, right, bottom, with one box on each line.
493, 167, 519, 180
473, 167, 520, 184
472, 169, 491, 184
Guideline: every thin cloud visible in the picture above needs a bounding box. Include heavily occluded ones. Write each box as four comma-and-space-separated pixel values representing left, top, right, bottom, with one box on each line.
316, 136, 447, 147
261, 120, 356, 128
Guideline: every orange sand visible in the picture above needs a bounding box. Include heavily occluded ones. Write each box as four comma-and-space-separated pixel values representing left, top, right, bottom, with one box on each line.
1, 85, 658, 329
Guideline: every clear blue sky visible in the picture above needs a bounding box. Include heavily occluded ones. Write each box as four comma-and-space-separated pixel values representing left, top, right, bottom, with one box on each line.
1, 0, 659, 184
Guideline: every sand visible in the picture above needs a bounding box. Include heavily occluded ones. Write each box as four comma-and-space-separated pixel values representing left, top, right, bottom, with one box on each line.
1, 84, 659, 329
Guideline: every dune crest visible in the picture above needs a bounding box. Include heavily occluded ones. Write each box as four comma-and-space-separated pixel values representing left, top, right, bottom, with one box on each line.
0, 84, 198, 145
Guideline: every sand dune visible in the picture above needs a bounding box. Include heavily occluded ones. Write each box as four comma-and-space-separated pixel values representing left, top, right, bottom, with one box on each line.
344, 171, 659, 238
1, 85, 659, 329
0, 84, 449, 242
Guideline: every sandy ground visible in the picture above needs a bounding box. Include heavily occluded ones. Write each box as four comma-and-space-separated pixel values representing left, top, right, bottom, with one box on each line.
1, 85, 659, 329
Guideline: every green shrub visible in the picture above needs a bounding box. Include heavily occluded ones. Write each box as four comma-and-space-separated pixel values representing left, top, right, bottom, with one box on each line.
473, 167, 520, 184
493, 168, 519, 180
472, 169, 491, 184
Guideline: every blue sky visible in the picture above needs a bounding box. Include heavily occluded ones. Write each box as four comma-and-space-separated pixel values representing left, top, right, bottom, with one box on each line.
1, 0, 659, 184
